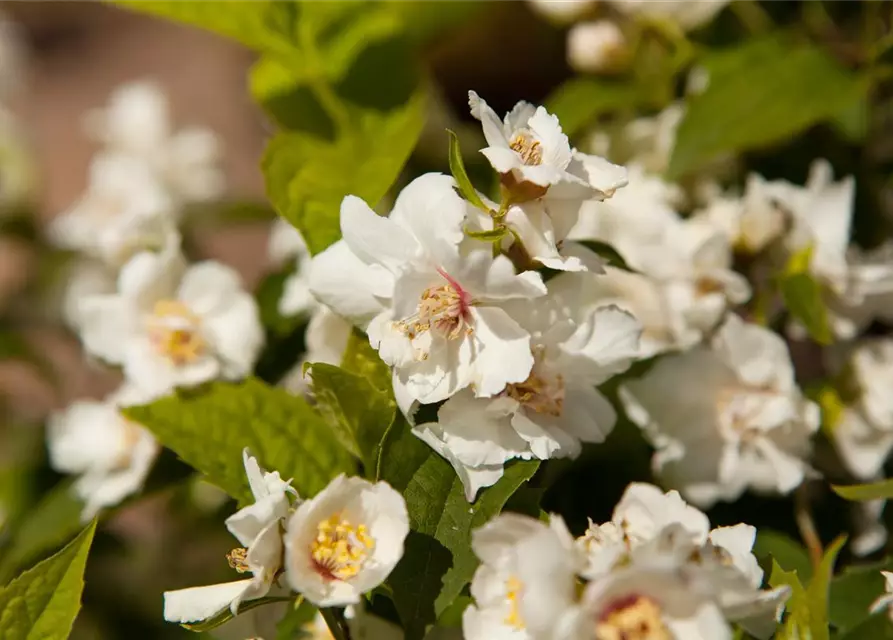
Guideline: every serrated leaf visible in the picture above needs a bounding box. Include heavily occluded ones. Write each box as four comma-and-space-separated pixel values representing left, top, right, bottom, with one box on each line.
544, 77, 640, 139
123, 378, 355, 503
669, 34, 869, 179
752, 529, 812, 584
0, 519, 96, 640
447, 130, 489, 213
769, 559, 809, 640
262, 88, 426, 255
830, 557, 893, 635
832, 478, 893, 502
0, 482, 84, 585
806, 536, 846, 640
306, 362, 396, 472
380, 418, 538, 639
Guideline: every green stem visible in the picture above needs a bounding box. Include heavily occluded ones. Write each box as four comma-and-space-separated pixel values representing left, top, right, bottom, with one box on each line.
320, 607, 352, 640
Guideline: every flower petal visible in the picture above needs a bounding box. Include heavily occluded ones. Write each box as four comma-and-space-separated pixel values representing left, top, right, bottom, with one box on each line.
163, 579, 253, 623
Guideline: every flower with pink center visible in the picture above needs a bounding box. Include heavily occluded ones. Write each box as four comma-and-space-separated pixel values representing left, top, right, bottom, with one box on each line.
310, 173, 547, 408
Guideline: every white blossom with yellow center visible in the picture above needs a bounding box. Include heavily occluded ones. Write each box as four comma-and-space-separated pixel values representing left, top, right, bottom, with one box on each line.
78, 247, 263, 396
164, 450, 299, 624
284, 475, 409, 607
621, 314, 819, 509
414, 272, 641, 501
47, 383, 160, 522
464, 513, 579, 640
310, 173, 547, 408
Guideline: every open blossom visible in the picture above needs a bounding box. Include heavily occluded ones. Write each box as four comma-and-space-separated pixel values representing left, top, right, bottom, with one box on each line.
86, 80, 224, 203
464, 513, 579, 640
310, 173, 546, 406
49, 153, 180, 269
468, 91, 627, 200
78, 247, 263, 396
609, 0, 731, 31
284, 475, 408, 607
621, 314, 819, 507
164, 450, 298, 623
827, 339, 893, 481
414, 272, 641, 500
47, 384, 160, 522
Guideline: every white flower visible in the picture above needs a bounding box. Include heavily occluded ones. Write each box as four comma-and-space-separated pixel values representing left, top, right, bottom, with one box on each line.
527, 0, 598, 24
78, 248, 263, 396
281, 306, 353, 396
621, 314, 819, 507
414, 272, 640, 500
164, 450, 297, 623
870, 571, 893, 621
828, 339, 893, 480
468, 91, 626, 200
609, 0, 731, 31
86, 80, 224, 203
49, 153, 180, 269
464, 513, 579, 640
47, 384, 160, 522
61, 259, 116, 331
310, 173, 546, 406
268, 218, 316, 318
851, 499, 888, 558
284, 475, 408, 607
567, 21, 629, 74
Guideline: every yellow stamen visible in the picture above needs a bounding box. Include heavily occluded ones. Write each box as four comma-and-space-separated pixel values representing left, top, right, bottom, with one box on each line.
146, 299, 205, 365
310, 514, 375, 581
226, 547, 250, 573
504, 576, 525, 630
504, 356, 564, 416
595, 595, 671, 640
509, 133, 544, 166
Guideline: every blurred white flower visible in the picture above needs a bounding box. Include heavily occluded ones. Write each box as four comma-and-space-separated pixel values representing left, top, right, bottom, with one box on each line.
527, 0, 597, 24
609, 0, 731, 31
310, 173, 546, 406
567, 21, 629, 74
78, 248, 263, 396
47, 384, 159, 522
870, 571, 893, 621
284, 475, 408, 607
828, 339, 893, 480
267, 218, 316, 318
281, 306, 353, 396
622, 314, 819, 507
464, 513, 579, 640
86, 80, 225, 203
61, 259, 117, 332
468, 91, 626, 201
164, 449, 298, 623
414, 272, 640, 500
49, 153, 180, 269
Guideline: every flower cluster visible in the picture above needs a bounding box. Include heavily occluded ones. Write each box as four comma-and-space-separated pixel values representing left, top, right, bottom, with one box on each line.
308, 94, 641, 500
46, 81, 263, 520
164, 450, 409, 624
464, 482, 788, 640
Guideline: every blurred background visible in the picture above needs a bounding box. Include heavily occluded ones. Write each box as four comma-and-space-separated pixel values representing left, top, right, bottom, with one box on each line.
1, 1, 892, 638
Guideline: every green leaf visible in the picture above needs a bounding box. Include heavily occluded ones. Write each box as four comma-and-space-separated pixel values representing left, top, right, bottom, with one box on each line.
262, 88, 426, 255
381, 418, 539, 639
578, 240, 635, 271
668, 34, 869, 179
181, 596, 294, 632
779, 246, 833, 345
111, 0, 298, 58
0, 519, 96, 640
753, 529, 812, 584
830, 558, 893, 635
306, 362, 396, 473
544, 78, 640, 139
447, 130, 489, 213
0, 482, 84, 585
805, 535, 846, 640
123, 378, 355, 503
340, 329, 391, 392
769, 559, 810, 640
838, 615, 893, 640
832, 478, 893, 501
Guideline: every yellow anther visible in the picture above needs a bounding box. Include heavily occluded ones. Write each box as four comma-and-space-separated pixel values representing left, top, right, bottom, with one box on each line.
595, 595, 671, 640
310, 514, 375, 581
509, 133, 544, 166
396, 269, 472, 343
226, 547, 250, 573
504, 357, 565, 416
146, 299, 205, 365
504, 576, 525, 630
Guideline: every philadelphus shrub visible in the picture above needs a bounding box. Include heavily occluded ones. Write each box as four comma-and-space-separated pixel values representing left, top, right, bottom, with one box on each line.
17, 6, 893, 632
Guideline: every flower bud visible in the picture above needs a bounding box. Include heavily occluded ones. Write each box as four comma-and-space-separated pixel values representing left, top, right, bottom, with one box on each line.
567, 20, 629, 75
